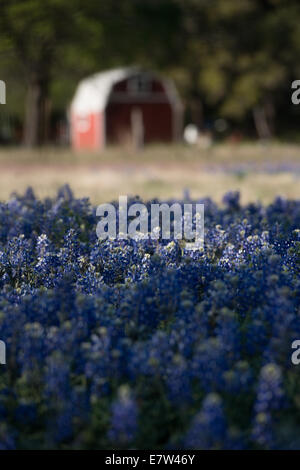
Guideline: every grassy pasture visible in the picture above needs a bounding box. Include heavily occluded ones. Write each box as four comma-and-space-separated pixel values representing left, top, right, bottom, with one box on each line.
0, 142, 299, 204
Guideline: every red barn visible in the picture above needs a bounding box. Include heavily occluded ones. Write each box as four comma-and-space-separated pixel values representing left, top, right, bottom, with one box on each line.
70, 67, 183, 150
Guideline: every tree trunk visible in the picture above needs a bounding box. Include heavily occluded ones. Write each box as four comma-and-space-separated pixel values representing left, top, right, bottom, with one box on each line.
189, 69, 204, 130
24, 76, 50, 147
252, 103, 273, 141
189, 97, 203, 130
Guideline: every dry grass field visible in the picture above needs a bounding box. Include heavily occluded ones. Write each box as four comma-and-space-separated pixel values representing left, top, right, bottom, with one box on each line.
0, 142, 299, 204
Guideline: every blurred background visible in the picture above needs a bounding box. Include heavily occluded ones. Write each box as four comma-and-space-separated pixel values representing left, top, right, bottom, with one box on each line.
0, 0, 300, 204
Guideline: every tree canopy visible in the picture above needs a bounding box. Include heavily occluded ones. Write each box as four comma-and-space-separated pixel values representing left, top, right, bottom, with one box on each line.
0, 0, 300, 145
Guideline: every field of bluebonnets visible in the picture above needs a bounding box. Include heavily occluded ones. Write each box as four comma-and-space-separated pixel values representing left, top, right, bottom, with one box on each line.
0, 184, 299, 450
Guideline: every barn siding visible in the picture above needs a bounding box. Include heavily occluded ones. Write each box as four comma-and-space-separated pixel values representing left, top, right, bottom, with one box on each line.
71, 112, 103, 150
106, 76, 173, 145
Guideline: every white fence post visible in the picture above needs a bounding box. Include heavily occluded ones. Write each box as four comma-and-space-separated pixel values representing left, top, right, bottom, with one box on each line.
0, 340, 6, 364
0, 80, 6, 104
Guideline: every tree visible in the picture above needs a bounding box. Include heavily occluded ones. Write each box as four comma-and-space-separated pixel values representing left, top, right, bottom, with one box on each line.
1, 0, 300, 144
0, 0, 102, 146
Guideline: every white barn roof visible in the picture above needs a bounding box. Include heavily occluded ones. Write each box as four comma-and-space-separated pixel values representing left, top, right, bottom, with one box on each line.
70, 67, 182, 114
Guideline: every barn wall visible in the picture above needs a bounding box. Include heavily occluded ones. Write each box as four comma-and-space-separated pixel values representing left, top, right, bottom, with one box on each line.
71, 112, 103, 150
70, 71, 183, 149
105, 75, 175, 145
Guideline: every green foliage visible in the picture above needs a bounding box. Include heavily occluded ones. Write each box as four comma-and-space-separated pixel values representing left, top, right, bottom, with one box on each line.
1, 0, 300, 137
